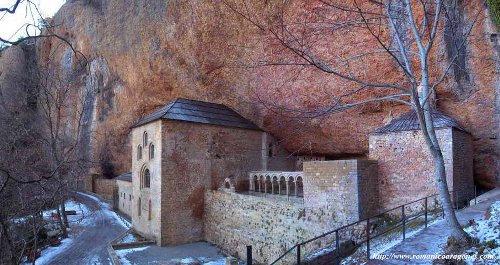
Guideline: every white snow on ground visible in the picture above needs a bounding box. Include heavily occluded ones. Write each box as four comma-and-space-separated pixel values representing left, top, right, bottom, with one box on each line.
121, 233, 138, 243
369, 217, 445, 258
180, 257, 197, 263
21, 199, 94, 265
339, 215, 445, 265
463, 201, 500, 264
202, 258, 226, 265
172, 257, 227, 265
42, 199, 93, 226
77, 191, 132, 229
115, 247, 150, 265
25, 193, 131, 264
32, 237, 74, 265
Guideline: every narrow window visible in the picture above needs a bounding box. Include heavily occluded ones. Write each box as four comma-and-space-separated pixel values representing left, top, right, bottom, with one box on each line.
138, 198, 141, 216
268, 142, 273, 157
149, 144, 155, 159
148, 200, 152, 221
129, 194, 131, 201
137, 145, 142, 160
143, 169, 151, 188
143, 131, 148, 147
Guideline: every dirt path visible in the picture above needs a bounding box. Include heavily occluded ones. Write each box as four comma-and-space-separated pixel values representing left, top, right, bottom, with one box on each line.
41, 193, 128, 265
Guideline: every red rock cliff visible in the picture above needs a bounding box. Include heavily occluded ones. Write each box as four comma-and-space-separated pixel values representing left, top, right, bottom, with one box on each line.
25, 0, 499, 188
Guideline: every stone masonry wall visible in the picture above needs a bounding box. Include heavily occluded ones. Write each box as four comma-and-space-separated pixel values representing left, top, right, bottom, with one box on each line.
117, 180, 133, 218
131, 120, 163, 243
369, 128, 460, 211
93, 178, 116, 200
160, 121, 269, 246
303, 160, 379, 222
204, 160, 379, 264
204, 191, 324, 264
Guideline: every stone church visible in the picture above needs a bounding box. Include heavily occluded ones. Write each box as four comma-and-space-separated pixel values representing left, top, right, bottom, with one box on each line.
117, 98, 473, 263
127, 98, 296, 245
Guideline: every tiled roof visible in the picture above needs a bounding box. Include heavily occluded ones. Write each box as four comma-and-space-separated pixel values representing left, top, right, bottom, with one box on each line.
132, 98, 261, 131
115, 172, 132, 182
374, 109, 466, 133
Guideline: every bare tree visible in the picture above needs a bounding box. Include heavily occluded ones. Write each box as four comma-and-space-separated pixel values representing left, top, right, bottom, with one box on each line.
223, 0, 486, 243
0, 47, 89, 264
0, 14, 88, 262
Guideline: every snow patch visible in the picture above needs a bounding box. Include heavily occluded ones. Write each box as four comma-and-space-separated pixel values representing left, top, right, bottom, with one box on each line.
463, 201, 500, 264
77, 192, 132, 229
30, 237, 74, 265
115, 246, 150, 265
202, 258, 226, 265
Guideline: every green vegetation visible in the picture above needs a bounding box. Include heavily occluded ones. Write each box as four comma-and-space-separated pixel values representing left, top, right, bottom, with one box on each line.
488, 0, 500, 28
481, 240, 499, 249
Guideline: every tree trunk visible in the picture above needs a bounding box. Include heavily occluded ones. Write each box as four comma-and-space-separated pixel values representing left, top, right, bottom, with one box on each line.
61, 201, 69, 229
417, 100, 468, 241
416, 52, 469, 242
425, 132, 469, 241
56, 207, 67, 238
0, 219, 17, 265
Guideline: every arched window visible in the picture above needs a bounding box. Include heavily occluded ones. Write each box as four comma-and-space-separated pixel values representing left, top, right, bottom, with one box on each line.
143, 131, 148, 147
142, 169, 151, 188
149, 144, 155, 159
279, 176, 287, 195
137, 145, 142, 160
265, 176, 272, 193
148, 200, 152, 221
296, 176, 304, 197
288, 177, 296, 196
272, 176, 279, 194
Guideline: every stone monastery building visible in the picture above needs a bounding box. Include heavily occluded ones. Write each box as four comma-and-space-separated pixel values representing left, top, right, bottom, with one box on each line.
116, 98, 473, 263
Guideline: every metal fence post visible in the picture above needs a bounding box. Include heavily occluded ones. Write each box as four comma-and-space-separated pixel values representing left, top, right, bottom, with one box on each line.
366, 218, 371, 260
442, 201, 445, 218
247, 245, 252, 265
424, 197, 428, 228
335, 230, 340, 253
474, 185, 477, 205
402, 206, 406, 240
297, 244, 301, 265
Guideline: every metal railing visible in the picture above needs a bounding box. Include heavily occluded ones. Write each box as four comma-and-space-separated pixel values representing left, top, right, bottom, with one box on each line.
257, 186, 478, 265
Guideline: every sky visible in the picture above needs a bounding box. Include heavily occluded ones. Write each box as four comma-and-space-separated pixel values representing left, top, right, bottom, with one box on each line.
0, 0, 66, 42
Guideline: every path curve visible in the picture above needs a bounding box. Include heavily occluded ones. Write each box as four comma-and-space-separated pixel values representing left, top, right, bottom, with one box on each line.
40, 193, 128, 265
